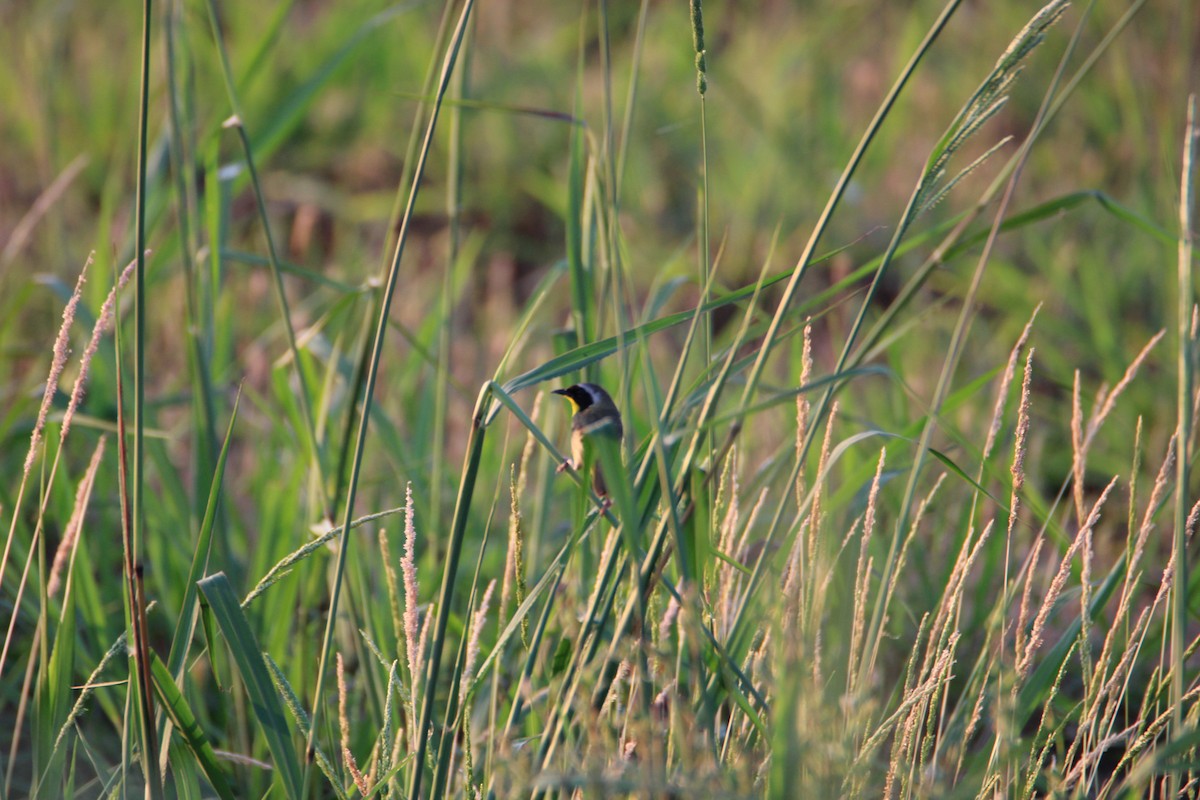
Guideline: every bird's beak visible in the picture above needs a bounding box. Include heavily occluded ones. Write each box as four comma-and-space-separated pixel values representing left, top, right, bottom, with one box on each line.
553, 386, 581, 412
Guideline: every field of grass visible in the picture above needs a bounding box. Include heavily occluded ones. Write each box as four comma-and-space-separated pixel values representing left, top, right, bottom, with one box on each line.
3, 0, 1199, 797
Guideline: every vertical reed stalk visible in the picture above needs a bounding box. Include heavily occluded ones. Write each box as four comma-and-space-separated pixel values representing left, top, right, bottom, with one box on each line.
1171, 94, 1197, 779
131, 0, 162, 795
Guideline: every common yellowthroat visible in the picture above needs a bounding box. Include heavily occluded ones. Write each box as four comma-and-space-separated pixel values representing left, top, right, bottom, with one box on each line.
553, 382, 623, 498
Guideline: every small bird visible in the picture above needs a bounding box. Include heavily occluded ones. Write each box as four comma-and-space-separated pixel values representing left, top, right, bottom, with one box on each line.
553, 382, 623, 498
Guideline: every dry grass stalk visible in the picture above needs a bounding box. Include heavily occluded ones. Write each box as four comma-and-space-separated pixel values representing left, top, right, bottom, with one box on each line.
0, 251, 90, 612
806, 400, 840, 607
1186, 498, 1200, 539
897, 614, 933, 756
600, 660, 631, 717
783, 391, 838, 633
1084, 331, 1164, 448
913, 668, 952, 799
1018, 476, 1118, 680
1101, 681, 1200, 794
917, 516, 992, 693
1130, 435, 1176, 591
848, 449, 886, 695
1016, 640, 1078, 798
1010, 349, 1034, 497
998, 348, 1033, 670
851, 473, 948, 707
1062, 721, 1138, 792
952, 680, 989, 782
818, 516, 862, 604
1071, 370, 1086, 525
1082, 606, 1156, 766
1086, 463, 1199, 747
781, 516, 809, 629
735, 487, 768, 570
858, 635, 959, 769
1070, 332, 1165, 525
1, 155, 89, 267
730, 486, 770, 640
587, 523, 623, 614
883, 700, 921, 800
883, 473, 946, 637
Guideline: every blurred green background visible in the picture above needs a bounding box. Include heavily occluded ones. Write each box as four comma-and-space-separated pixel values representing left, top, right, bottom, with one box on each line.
2, 1, 1191, 382
2, 0, 1195, 641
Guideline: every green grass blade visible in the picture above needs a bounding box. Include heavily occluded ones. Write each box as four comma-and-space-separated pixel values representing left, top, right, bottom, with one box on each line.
148, 652, 236, 800
165, 388, 240, 680
197, 572, 303, 800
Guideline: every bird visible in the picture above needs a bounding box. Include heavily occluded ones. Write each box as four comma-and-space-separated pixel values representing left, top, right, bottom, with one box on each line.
553, 382, 623, 498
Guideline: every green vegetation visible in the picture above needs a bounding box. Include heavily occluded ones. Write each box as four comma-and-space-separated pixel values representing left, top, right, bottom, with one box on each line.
2, 0, 1198, 796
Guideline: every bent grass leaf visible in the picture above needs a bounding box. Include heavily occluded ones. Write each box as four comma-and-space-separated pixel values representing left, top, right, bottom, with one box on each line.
148, 652, 236, 800
197, 573, 303, 800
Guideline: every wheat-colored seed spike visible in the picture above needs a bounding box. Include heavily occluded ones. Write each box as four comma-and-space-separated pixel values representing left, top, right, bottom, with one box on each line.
338, 653, 369, 795
461, 579, 496, 698
983, 306, 1040, 464
795, 321, 814, 513
501, 467, 520, 622
401, 483, 421, 695
46, 438, 106, 598
24, 254, 90, 476
62, 256, 137, 441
